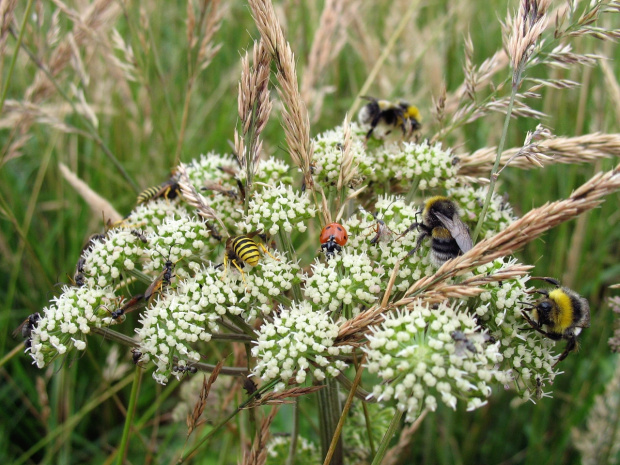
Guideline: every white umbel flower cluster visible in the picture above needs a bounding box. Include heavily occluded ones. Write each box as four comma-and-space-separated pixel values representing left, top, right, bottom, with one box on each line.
251, 302, 353, 389
304, 251, 383, 315
241, 183, 316, 236
372, 140, 459, 191
29, 285, 119, 368
364, 301, 510, 422
82, 228, 148, 288
136, 294, 207, 384
125, 198, 190, 232
312, 124, 373, 191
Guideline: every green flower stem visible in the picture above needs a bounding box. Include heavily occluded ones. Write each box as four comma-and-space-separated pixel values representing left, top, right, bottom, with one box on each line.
323, 355, 366, 465
285, 399, 299, 465
227, 314, 257, 338
90, 327, 251, 373
127, 269, 157, 285
115, 367, 143, 465
277, 230, 303, 303
318, 377, 343, 465
370, 409, 403, 465
472, 73, 521, 243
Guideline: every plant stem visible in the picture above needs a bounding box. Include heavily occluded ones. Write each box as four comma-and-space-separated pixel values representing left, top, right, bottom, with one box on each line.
0, 0, 34, 113
472, 75, 520, 243
370, 409, 403, 465
115, 367, 143, 465
285, 400, 299, 465
318, 377, 343, 465
323, 355, 366, 465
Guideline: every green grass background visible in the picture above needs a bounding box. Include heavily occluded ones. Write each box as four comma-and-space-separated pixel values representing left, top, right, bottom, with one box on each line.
0, 0, 619, 463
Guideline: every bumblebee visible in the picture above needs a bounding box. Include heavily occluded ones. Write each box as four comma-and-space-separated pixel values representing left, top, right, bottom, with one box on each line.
223, 231, 276, 284
357, 96, 422, 141
521, 277, 590, 367
402, 196, 473, 267
136, 177, 181, 205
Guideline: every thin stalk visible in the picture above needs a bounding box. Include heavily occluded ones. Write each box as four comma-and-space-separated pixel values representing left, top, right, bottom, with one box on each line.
318, 377, 343, 465
8, 29, 139, 192
15, 373, 134, 465
173, 76, 196, 166
0, 344, 23, 369
227, 314, 257, 338
370, 409, 403, 465
179, 387, 265, 463
323, 355, 366, 465
0, 0, 34, 113
115, 367, 143, 465
285, 400, 299, 465
472, 74, 520, 243
90, 327, 251, 373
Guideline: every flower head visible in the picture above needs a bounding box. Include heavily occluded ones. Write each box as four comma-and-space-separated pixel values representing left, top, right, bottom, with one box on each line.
251, 302, 353, 387
364, 300, 508, 422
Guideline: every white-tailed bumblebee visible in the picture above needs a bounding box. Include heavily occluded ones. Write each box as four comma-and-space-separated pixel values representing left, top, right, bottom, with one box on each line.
521, 277, 590, 367
402, 196, 473, 267
357, 96, 421, 141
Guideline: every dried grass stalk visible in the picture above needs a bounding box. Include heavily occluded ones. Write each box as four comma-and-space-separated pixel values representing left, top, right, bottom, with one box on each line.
337, 164, 620, 342
506, 0, 551, 85
242, 407, 279, 465
28, 0, 121, 103
247, 0, 314, 190
0, 0, 17, 55
383, 409, 429, 465
300, 0, 354, 122
234, 40, 272, 175
187, 360, 224, 436
336, 115, 354, 191
177, 164, 226, 232
458, 132, 620, 178
58, 162, 122, 224
244, 385, 325, 409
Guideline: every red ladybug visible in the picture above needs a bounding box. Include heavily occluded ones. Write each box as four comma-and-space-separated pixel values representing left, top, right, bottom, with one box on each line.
320, 223, 348, 258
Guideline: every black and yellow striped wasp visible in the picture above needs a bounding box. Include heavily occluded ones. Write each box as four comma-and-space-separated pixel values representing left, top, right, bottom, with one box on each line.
136, 176, 181, 205
222, 231, 276, 285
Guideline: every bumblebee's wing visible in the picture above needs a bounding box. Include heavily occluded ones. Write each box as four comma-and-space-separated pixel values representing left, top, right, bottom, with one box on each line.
577, 298, 591, 328
434, 211, 473, 253
360, 95, 377, 102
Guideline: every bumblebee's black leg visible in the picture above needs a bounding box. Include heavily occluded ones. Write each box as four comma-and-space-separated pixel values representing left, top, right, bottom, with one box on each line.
405, 231, 429, 258
397, 222, 423, 240
365, 112, 383, 140
521, 312, 564, 341
526, 288, 550, 297
553, 337, 577, 367
531, 277, 561, 287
